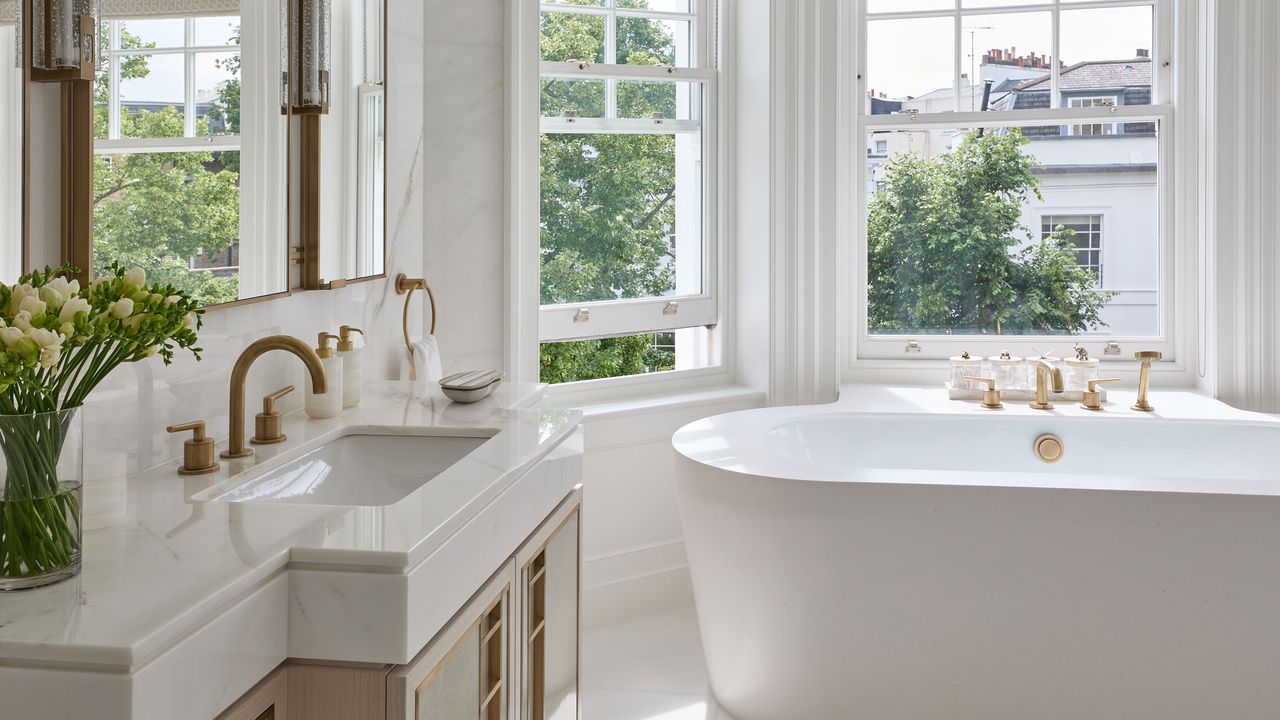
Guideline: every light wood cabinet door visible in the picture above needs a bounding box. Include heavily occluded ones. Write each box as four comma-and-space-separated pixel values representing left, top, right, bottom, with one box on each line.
388, 561, 514, 720
516, 491, 582, 720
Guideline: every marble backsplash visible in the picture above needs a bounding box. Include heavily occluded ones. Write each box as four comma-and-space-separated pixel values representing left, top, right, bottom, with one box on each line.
80, 0, 429, 478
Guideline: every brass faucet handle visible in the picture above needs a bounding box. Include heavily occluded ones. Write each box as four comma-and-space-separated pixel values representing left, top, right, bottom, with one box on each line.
253, 386, 294, 446
1088, 378, 1122, 393
1080, 378, 1121, 411
167, 421, 220, 476
964, 377, 1003, 410
166, 420, 207, 441
262, 385, 295, 415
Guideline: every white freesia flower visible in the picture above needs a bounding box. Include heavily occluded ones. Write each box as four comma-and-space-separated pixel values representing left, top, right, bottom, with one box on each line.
109, 298, 135, 318
165, 295, 182, 305
58, 297, 91, 324
39, 277, 79, 309
0, 326, 23, 348
19, 295, 47, 318
145, 344, 161, 357
8, 283, 35, 315
27, 328, 62, 349
39, 285, 65, 310
39, 345, 60, 369
123, 268, 147, 290
13, 310, 33, 331
183, 312, 196, 328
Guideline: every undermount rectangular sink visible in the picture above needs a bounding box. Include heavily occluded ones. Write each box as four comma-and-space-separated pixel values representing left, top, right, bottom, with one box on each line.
197, 430, 497, 507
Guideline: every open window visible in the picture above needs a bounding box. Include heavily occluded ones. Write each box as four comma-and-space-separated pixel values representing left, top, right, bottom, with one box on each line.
536, 0, 719, 384
856, 0, 1173, 361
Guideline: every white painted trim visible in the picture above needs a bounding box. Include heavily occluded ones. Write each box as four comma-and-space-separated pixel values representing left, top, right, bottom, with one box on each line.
1205, 0, 1279, 411
506, 0, 542, 384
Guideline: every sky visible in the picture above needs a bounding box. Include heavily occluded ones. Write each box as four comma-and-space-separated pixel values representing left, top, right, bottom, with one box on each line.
866, 4, 1155, 100
110, 17, 239, 110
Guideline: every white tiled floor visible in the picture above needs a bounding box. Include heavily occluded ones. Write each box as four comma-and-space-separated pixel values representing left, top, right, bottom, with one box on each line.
581, 608, 734, 720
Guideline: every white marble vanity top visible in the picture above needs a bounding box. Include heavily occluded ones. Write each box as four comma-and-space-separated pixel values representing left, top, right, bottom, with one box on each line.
0, 381, 580, 672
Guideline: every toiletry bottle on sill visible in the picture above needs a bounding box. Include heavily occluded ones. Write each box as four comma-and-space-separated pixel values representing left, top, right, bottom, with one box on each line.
306, 332, 344, 420
337, 325, 365, 408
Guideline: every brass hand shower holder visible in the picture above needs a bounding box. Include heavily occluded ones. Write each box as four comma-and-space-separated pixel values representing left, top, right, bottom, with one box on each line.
395, 274, 437, 381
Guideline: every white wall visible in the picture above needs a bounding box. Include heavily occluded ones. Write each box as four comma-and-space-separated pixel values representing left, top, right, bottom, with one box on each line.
420, 0, 508, 373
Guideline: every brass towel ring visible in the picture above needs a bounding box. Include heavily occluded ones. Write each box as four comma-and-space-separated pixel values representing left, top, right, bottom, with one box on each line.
395, 274, 437, 365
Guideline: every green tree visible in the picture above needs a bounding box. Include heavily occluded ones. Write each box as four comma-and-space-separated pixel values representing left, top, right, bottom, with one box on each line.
92, 25, 241, 306
538, 1, 680, 381
867, 129, 1114, 335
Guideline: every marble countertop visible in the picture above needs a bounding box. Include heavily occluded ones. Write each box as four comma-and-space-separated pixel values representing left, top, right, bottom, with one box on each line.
0, 381, 580, 671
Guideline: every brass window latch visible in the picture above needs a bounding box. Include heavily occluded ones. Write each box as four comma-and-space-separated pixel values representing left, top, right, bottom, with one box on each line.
167, 421, 220, 476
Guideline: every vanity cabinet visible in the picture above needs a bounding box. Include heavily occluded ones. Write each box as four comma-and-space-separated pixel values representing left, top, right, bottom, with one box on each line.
388, 562, 513, 720
387, 491, 581, 720
217, 489, 581, 720
515, 499, 581, 720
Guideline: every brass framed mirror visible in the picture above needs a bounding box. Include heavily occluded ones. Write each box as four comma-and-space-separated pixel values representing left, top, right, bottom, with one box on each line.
13, 0, 387, 308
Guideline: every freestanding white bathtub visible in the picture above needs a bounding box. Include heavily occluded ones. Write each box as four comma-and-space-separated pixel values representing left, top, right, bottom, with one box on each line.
674, 402, 1280, 720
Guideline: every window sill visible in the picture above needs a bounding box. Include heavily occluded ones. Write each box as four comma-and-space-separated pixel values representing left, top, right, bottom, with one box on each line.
540, 371, 765, 421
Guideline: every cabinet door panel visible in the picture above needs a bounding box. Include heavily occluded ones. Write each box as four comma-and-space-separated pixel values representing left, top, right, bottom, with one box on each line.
542, 512, 579, 720
417, 628, 480, 720
520, 493, 581, 720
389, 562, 514, 720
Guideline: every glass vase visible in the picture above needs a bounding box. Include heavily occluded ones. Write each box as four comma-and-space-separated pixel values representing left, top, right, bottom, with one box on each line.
0, 408, 83, 591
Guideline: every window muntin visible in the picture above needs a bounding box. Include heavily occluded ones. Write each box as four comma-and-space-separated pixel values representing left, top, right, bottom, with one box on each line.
857, 0, 1170, 359
1042, 214, 1103, 283
538, 0, 717, 383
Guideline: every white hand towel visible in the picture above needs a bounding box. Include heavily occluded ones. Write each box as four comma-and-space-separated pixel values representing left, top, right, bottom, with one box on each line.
399, 336, 444, 385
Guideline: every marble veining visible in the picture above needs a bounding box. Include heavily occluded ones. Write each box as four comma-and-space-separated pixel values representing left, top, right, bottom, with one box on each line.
0, 382, 579, 672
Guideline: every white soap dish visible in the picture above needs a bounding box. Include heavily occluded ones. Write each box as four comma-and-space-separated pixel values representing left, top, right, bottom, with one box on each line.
440, 370, 504, 403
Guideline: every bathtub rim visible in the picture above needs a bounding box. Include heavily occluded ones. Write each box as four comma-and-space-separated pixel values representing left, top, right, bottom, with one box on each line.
672, 403, 1280, 497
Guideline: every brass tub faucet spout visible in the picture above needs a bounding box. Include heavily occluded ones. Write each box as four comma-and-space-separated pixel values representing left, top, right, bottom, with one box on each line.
222, 336, 328, 460
1031, 359, 1064, 410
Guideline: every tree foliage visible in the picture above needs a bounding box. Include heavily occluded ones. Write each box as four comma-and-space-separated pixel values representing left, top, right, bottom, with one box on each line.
867, 129, 1114, 335
538, 2, 680, 381
92, 25, 241, 307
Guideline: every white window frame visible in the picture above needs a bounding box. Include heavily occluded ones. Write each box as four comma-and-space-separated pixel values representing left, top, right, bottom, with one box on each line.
1041, 212, 1104, 283
534, 1, 720, 349
95, 17, 241, 152
851, 0, 1178, 364
1067, 95, 1120, 135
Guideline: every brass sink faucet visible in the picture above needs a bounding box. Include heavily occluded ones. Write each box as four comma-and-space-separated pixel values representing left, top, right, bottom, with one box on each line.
222, 336, 328, 459
1030, 359, 1065, 410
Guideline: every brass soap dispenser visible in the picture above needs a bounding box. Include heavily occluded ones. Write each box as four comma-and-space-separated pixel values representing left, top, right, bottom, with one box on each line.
305, 333, 344, 420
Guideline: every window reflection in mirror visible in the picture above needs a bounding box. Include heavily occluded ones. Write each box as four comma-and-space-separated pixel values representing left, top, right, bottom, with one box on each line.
92, 3, 289, 307
0, 5, 22, 282
317, 0, 385, 284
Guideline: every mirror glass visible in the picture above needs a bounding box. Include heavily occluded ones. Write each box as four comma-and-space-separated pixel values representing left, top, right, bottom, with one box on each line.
0, 1, 22, 281
92, 0, 289, 307
313, 0, 385, 284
